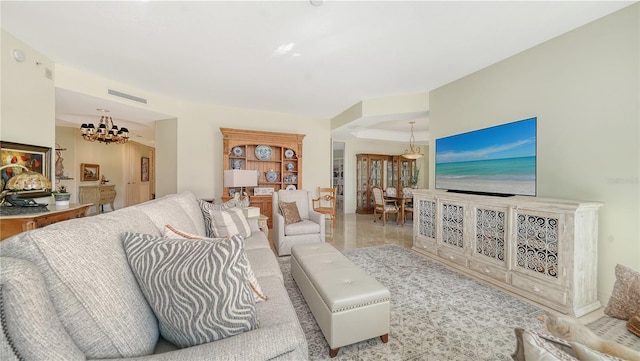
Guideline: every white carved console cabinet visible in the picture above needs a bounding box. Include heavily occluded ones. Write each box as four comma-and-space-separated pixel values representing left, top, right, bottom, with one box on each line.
411, 189, 603, 317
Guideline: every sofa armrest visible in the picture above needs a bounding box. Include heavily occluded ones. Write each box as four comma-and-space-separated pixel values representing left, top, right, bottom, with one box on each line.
97, 323, 302, 361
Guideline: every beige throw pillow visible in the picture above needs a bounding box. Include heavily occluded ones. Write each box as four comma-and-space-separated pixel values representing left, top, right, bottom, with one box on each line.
604, 264, 640, 320
279, 201, 302, 225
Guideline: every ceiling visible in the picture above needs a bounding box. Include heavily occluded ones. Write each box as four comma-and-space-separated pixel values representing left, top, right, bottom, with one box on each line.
2, 1, 633, 145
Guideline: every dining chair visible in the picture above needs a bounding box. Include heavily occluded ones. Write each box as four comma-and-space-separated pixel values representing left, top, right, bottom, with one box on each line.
385, 187, 397, 197
372, 186, 399, 225
312, 187, 337, 228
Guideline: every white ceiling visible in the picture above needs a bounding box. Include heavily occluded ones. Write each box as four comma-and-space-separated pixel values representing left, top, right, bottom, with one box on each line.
2, 1, 633, 145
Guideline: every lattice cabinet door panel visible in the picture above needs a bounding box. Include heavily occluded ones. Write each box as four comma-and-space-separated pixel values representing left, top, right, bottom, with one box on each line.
512, 209, 565, 286
438, 201, 466, 251
473, 206, 508, 266
414, 197, 437, 253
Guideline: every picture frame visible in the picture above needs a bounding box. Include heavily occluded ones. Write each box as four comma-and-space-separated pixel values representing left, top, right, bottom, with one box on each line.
0, 141, 52, 198
80, 163, 100, 182
141, 157, 149, 182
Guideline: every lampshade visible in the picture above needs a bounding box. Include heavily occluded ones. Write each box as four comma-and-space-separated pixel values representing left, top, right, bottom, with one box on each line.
224, 169, 258, 188
1, 164, 51, 191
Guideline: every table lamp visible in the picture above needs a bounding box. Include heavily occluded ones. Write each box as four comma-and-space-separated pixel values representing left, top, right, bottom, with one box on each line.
224, 169, 258, 207
0, 164, 52, 206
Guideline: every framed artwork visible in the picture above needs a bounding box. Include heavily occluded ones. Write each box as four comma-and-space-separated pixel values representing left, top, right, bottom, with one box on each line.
141, 157, 149, 182
81, 163, 100, 181
0, 141, 52, 197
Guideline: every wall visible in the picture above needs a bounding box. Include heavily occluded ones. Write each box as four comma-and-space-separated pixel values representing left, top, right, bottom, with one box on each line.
1, 30, 55, 202
429, 4, 639, 303
3, 56, 331, 204
336, 138, 428, 213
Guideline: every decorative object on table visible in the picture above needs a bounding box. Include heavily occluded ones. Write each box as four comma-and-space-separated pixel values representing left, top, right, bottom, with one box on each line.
242, 206, 260, 218
80, 114, 129, 144
254, 145, 272, 160
402, 121, 424, 159
141, 157, 149, 182
254, 187, 275, 196
265, 169, 279, 183
228, 189, 236, 197
52, 185, 71, 206
232, 146, 243, 157
284, 149, 295, 159
286, 185, 297, 190
55, 144, 65, 177
0, 163, 52, 207
223, 169, 258, 207
100, 175, 110, 185
231, 159, 242, 169
1, 141, 52, 200
286, 162, 295, 171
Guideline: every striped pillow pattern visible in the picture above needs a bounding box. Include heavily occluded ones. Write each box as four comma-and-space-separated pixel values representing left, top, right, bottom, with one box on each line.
122, 232, 258, 348
208, 207, 252, 238
163, 225, 268, 302
197, 199, 239, 238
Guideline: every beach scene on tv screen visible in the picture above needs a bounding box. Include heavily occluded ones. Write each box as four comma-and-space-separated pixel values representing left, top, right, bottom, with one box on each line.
435, 118, 537, 196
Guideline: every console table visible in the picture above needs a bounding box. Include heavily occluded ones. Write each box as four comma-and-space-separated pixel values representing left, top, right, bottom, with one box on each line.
412, 189, 603, 317
79, 185, 116, 214
0, 203, 92, 241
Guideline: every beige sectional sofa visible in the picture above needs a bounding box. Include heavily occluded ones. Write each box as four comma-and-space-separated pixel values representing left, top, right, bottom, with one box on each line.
0, 191, 308, 360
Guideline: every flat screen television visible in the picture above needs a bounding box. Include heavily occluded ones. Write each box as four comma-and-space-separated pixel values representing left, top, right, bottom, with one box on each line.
435, 117, 537, 197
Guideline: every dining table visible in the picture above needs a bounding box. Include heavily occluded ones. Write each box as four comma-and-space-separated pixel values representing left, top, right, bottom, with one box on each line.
383, 194, 413, 226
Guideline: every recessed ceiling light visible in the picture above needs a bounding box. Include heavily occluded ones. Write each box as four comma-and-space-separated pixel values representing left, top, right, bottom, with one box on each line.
96, 108, 110, 113
275, 43, 295, 56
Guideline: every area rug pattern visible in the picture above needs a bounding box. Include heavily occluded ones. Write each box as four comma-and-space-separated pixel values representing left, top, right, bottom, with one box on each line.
279, 245, 546, 360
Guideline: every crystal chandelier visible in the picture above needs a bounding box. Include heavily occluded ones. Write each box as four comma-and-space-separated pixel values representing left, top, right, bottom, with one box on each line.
80, 116, 129, 144
402, 121, 424, 159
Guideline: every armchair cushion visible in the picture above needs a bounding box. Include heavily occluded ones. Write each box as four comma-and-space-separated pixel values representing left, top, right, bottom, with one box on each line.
122, 232, 258, 348
279, 201, 302, 225
285, 220, 321, 236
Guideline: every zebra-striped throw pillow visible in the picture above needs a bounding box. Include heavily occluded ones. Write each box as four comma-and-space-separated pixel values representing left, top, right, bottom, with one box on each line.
122, 232, 258, 348
163, 225, 268, 302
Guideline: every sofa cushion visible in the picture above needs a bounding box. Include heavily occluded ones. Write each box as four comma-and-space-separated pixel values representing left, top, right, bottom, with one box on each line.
279, 201, 302, 225
197, 199, 239, 238
513, 328, 576, 361
208, 207, 252, 238
162, 225, 268, 302
570, 342, 626, 361
135, 192, 206, 237
604, 264, 640, 320
521, 330, 578, 360
0, 258, 85, 361
122, 232, 259, 348
0, 207, 161, 358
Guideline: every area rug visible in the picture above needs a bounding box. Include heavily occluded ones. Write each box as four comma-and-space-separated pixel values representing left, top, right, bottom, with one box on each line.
279, 245, 546, 361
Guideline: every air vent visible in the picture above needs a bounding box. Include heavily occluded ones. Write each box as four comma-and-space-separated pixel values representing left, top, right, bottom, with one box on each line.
107, 89, 148, 104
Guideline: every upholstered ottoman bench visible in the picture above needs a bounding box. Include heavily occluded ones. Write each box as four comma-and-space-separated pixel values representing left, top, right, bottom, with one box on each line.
290, 243, 390, 358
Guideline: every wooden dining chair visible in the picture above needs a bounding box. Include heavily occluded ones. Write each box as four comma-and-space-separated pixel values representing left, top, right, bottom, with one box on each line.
312, 187, 337, 227
372, 186, 399, 225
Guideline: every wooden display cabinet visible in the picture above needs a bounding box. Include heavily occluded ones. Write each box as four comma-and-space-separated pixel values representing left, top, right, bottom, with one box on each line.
356, 154, 391, 214
220, 128, 305, 227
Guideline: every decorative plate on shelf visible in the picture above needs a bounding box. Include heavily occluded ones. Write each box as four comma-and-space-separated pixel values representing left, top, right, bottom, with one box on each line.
255, 145, 272, 160
284, 149, 295, 159
265, 170, 279, 183
286, 185, 297, 190
232, 146, 243, 156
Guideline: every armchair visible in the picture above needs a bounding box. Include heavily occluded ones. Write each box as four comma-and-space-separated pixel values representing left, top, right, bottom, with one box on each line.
272, 189, 325, 256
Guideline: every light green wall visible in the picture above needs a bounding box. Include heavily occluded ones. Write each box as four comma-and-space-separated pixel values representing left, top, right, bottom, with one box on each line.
1, 30, 55, 200
430, 4, 639, 303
